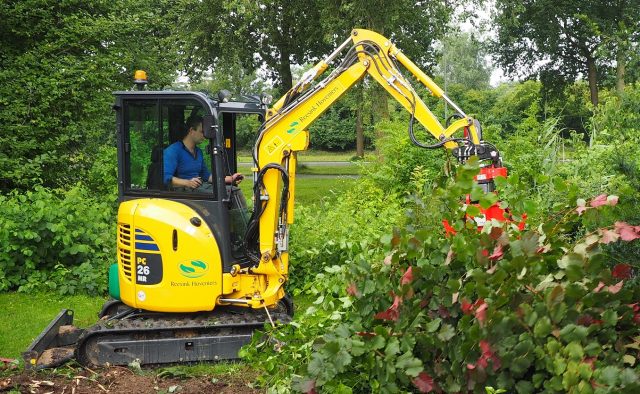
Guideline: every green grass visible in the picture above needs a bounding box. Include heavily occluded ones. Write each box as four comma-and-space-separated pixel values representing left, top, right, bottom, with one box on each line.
237, 163, 365, 176
0, 293, 107, 359
238, 176, 357, 207
238, 150, 376, 163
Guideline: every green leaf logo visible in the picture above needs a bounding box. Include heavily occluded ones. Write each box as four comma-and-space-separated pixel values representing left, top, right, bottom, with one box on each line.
178, 260, 209, 278
287, 121, 299, 134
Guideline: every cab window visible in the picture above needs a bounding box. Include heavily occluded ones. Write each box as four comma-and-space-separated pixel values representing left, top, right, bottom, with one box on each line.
124, 99, 213, 196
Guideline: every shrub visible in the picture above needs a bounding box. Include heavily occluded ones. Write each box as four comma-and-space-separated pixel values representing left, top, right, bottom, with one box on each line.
244, 160, 640, 393
0, 185, 115, 295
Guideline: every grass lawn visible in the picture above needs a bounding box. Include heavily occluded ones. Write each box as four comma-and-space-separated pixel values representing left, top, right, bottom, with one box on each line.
0, 291, 315, 366
0, 292, 107, 359
237, 163, 364, 176
238, 150, 376, 163
238, 176, 357, 207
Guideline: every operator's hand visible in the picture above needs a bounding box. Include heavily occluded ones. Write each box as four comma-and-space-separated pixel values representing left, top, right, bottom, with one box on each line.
226, 173, 244, 185
184, 177, 203, 189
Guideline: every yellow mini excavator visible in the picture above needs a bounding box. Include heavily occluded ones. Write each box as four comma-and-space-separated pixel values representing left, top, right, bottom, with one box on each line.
24, 29, 505, 369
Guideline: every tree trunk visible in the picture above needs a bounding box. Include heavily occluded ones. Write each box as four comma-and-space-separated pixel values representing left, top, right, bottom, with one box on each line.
278, 47, 293, 93
586, 54, 599, 107
616, 50, 626, 96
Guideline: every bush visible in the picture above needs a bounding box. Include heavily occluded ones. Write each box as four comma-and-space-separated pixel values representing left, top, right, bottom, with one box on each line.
0, 185, 115, 295
244, 160, 640, 393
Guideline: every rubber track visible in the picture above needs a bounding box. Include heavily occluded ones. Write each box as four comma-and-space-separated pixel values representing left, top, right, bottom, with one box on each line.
75, 308, 290, 366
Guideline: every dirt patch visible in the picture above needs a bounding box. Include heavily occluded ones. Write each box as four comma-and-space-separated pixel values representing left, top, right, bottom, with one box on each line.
1, 367, 261, 394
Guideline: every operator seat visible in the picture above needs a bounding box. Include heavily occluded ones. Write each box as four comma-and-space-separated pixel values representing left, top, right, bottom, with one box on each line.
146, 145, 165, 190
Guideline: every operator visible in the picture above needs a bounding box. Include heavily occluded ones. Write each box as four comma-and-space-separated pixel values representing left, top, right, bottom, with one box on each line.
163, 115, 244, 189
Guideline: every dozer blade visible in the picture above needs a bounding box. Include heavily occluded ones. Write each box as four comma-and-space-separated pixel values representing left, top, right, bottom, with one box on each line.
22, 309, 84, 370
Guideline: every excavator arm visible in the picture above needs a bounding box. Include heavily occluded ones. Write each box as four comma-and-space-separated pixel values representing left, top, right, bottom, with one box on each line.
242, 29, 501, 308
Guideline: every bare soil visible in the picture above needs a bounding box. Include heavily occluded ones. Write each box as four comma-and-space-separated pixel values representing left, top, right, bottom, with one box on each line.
0, 366, 261, 394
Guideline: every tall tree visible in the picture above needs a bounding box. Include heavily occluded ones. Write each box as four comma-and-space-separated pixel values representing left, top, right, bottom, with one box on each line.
437, 31, 492, 90
0, 0, 180, 191
492, 0, 640, 106
179, 0, 331, 94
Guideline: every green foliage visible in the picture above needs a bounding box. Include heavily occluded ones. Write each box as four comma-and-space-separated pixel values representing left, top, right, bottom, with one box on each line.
491, 0, 640, 106
0, 0, 179, 192
437, 31, 492, 89
245, 160, 640, 393
288, 179, 403, 292
287, 118, 448, 292
308, 104, 358, 151
0, 185, 114, 295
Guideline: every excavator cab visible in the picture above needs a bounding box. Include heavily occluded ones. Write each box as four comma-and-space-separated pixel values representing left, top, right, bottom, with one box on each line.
111, 91, 267, 312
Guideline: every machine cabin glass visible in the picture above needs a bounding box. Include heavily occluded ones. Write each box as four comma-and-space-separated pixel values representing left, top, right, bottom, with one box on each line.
122, 97, 218, 198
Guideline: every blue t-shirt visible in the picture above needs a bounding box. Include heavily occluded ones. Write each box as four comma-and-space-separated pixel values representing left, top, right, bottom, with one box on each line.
163, 142, 211, 185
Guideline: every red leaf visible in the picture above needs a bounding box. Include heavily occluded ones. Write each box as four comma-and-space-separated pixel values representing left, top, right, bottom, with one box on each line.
612, 264, 633, 279
536, 244, 551, 254
607, 280, 624, 294
443, 219, 456, 236
600, 228, 620, 244
346, 282, 358, 296
474, 300, 488, 325
488, 244, 504, 261
478, 340, 501, 371
298, 379, 317, 394
401, 266, 414, 286
577, 315, 599, 326
438, 305, 451, 319
461, 300, 473, 315
518, 213, 528, 231
583, 357, 597, 370
590, 194, 608, 207
576, 206, 589, 215
615, 221, 640, 241
412, 372, 435, 393
374, 295, 403, 321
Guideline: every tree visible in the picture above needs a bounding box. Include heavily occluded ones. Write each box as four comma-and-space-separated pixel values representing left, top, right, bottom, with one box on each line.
179, 0, 331, 94
492, 0, 640, 106
0, 0, 180, 192
437, 32, 492, 90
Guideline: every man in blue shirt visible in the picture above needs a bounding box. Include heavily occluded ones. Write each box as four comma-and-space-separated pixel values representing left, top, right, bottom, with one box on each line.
163, 116, 243, 189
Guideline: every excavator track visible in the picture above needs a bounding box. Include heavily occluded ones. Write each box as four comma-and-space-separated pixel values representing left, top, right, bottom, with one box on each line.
77, 308, 289, 367
24, 304, 291, 369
